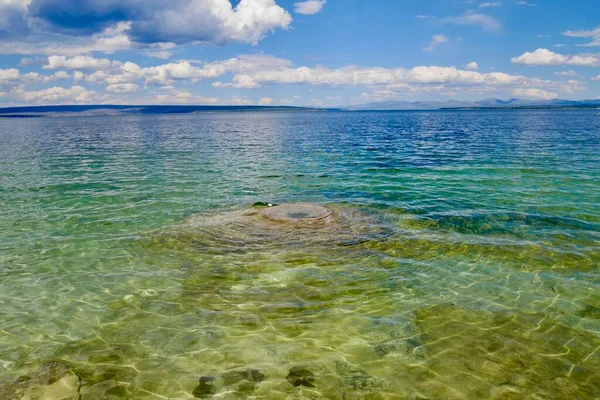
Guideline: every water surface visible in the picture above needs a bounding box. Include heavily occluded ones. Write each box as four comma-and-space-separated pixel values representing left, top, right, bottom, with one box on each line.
1, 110, 599, 398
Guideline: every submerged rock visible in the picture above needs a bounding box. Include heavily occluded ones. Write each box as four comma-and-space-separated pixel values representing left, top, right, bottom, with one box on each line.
221, 369, 266, 385
286, 366, 315, 387
0, 361, 80, 400
334, 360, 380, 391
192, 376, 217, 398
146, 203, 393, 253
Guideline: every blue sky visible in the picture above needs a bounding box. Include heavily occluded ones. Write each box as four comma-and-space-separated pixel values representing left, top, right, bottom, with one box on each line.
0, 0, 599, 107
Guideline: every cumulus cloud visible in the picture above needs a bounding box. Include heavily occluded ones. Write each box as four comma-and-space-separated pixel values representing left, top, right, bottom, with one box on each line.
44, 55, 122, 71
15, 85, 104, 103
554, 70, 578, 77
0, 0, 291, 58
442, 13, 501, 32
106, 83, 138, 93
209, 57, 580, 101
258, 96, 273, 105
511, 48, 600, 66
479, 2, 501, 8
423, 34, 448, 52
294, 0, 325, 15
0, 21, 133, 56
0, 0, 30, 32
465, 61, 479, 70
0, 67, 41, 90
563, 26, 600, 47
511, 88, 557, 100
25, 0, 292, 46
1, 52, 586, 106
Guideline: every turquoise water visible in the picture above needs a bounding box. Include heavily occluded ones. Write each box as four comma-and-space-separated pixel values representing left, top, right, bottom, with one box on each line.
0, 110, 599, 398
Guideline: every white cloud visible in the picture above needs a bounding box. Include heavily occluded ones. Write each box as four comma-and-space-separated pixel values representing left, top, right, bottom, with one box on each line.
153, 90, 219, 104
231, 95, 255, 105
0, 1, 291, 58
442, 13, 501, 32
465, 61, 479, 70
563, 26, 600, 47
423, 34, 448, 52
511, 88, 557, 99
415, 15, 436, 19
294, 0, 326, 15
511, 48, 600, 66
129, 0, 292, 45
592, 75, 600, 81
44, 55, 122, 71
106, 83, 139, 93
142, 61, 226, 86
516, 1, 537, 6
479, 2, 501, 8
1, 52, 587, 106
0, 67, 41, 89
210, 57, 581, 100
42, 70, 70, 83
258, 96, 274, 105
14, 85, 105, 104
143, 51, 173, 60
554, 70, 578, 77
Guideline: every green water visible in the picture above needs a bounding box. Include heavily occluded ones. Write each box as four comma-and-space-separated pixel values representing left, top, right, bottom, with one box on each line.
0, 111, 599, 399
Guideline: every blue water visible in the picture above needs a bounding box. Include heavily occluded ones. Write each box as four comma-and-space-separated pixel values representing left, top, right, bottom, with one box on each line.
0, 110, 599, 398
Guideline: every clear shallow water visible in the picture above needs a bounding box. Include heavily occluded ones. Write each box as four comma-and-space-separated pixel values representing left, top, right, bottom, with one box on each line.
0, 110, 599, 399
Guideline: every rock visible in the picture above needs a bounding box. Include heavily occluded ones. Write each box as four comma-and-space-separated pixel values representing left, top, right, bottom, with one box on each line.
222, 369, 266, 385
249, 369, 266, 383
0, 361, 80, 400
192, 376, 216, 398
222, 371, 247, 386
334, 360, 379, 391
286, 366, 315, 387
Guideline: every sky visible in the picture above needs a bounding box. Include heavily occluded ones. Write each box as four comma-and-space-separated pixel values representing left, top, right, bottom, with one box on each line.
0, 0, 599, 107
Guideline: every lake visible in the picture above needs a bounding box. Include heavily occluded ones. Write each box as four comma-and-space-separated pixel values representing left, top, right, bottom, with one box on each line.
1, 110, 599, 398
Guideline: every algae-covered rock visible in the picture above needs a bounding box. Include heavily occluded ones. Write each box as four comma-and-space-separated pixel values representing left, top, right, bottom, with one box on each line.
192, 376, 217, 398
221, 369, 266, 385
0, 361, 80, 400
286, 366, 315, 387
333, 360, 381, 391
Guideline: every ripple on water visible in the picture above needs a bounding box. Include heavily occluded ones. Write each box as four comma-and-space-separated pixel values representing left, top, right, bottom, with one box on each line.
0, 111, 599, 398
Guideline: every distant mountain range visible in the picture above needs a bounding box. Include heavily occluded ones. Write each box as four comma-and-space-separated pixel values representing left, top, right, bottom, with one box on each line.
1, 99, 600, 117
342, 98, 600, 110
0, 105, 318, 117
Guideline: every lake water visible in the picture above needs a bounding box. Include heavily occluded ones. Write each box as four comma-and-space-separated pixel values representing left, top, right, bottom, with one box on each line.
1, 110, 599, 399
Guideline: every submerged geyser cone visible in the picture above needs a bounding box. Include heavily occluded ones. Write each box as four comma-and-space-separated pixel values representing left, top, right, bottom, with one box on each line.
262, 203, 334, 224
146, 202, 393, 253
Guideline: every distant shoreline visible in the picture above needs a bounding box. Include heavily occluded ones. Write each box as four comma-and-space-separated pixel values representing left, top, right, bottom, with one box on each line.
0, 104, 599, 118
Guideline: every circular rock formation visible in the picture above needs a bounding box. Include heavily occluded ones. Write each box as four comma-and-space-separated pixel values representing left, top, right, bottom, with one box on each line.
146, 202, 393, 253
262, 203, 333, 225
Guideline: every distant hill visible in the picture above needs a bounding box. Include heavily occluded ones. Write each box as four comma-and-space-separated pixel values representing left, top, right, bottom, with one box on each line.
0, 104, 324, 117
2, 100, 600, 117
343, 98, 600, 110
